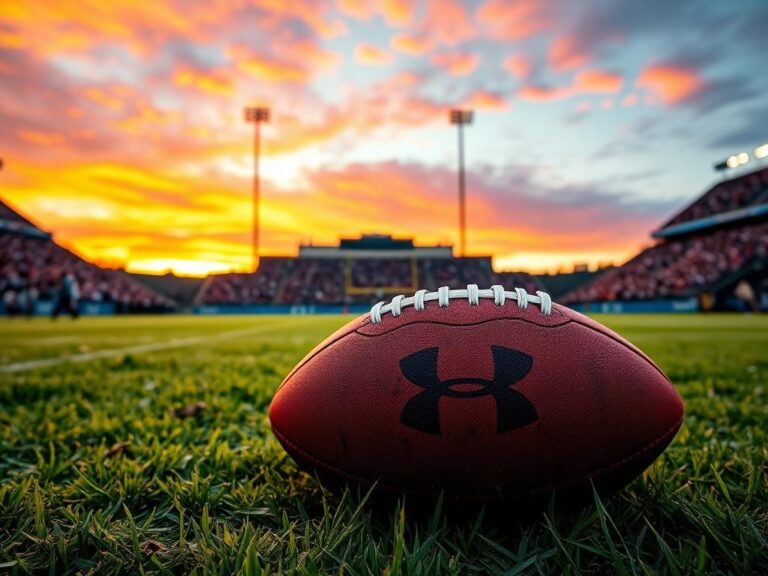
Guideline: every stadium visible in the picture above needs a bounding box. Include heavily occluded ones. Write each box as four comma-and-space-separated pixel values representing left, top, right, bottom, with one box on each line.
2, 1, 768, 575
3, 164, 767, 315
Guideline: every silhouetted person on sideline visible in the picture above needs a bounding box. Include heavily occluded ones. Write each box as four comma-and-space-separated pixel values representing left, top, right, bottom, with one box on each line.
52, 272, 80, 319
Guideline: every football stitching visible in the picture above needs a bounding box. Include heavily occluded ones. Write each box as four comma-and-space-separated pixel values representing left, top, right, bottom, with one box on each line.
353, 314, 571, 338
369, 284, 553, 324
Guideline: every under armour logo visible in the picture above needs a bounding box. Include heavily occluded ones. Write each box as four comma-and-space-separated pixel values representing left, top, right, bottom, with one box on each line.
399, 346, 538, 435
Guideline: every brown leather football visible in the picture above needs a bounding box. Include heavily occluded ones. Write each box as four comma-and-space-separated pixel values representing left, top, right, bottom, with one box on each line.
269, 285, 684, 501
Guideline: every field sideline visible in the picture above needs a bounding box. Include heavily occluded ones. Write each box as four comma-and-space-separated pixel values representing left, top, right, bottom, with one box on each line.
1, 314, 767, 574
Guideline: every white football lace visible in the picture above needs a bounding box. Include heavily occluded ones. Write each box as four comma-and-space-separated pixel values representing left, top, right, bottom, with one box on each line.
369, 284, 553, 324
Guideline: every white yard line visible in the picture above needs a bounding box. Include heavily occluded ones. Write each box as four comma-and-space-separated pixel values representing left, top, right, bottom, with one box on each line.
0, 319, 306, 374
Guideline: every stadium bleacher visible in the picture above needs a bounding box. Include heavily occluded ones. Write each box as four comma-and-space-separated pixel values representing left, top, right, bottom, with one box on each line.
564, 166, 768, 310
562, 222, 768, 303
0, 199, 173, 315
197, 236, 543, 307
662, 167, 768, 228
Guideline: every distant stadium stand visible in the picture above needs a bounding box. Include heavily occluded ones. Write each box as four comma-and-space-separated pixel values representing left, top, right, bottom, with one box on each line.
196, 234, 543, 310
128, 272, 205, 308
564, 166, 768, 312
0, 198, 174, 315
537, 268, 609, 300
658, 167, 768, 232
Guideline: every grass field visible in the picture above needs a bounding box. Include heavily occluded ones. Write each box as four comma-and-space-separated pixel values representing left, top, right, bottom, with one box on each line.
1, 314, 767, 575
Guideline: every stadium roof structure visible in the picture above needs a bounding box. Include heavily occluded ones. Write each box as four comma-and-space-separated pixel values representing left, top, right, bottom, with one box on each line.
0, 197, 51, 239
298, 234, 455, 259
653, 166, 768, 239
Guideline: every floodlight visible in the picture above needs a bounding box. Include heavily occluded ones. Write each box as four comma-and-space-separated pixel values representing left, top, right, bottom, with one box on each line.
244, 106, 270, 272
737, 152, 749, 165
449, 109, 474, 257
245, 107, 270, 122
449, 109, 473, 124
755, 143, 768, 159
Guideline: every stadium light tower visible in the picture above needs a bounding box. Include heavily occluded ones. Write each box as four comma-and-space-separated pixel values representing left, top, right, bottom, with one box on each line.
450, 109, 473, 257
244, 106, 270, 272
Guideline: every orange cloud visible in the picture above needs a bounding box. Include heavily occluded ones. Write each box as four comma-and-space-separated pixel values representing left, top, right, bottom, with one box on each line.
549, 35, 590, 72
337, 0, 412, 26
0, 0, 346, 59
18, 130, 66, 146
0, 1, 199, 56
337, 0, 372, 19
464, 90, 508, 111
84, 87, 125, 111
229, 44, 309, 83
0, 27, 24, 49
391, 33, 430, 55
174, 67, 233, 96
382, 0, 413, 26
431, 52, 479, 76
389, 0, 473, 54
504, 54, 532, 79
355, 43, 393, 66
518, 69, 623, 102
422, 0, 474, 47
636, 63, 704, 105
518, 85, 571, 102
576, 70, 622, 94
476, 0, 549, 40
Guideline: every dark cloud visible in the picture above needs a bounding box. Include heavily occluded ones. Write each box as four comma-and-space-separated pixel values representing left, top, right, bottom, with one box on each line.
689, 76, 761, 115
474, 161, 678, 226
709, 107, 768, 150
734, 4, 768, 51
565, 0, 722, 60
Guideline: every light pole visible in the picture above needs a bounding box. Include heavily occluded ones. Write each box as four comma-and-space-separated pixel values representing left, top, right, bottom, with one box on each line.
244, 106, 269, 272
450, 109, 473, 257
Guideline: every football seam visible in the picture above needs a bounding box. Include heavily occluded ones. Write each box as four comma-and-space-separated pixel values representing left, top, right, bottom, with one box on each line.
276, 325, 362, 392
271, 413, 684, 498
568, 317, 673, 385
353, 314, 572, 338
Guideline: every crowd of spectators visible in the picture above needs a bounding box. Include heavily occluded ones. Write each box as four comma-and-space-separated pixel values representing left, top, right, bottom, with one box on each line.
350, 258, 413, 288
198, 256, 543, 306
421, 258, 494, 288
563, 222, 768, 303
664, 167, 768, 228
198, 258, 289, 305
279, 258, 345, 304
202, 258, 348, 305
1, 233, 173, 315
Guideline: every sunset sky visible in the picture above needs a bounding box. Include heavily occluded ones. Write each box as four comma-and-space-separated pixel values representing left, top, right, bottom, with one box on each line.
1, 0, 767, 276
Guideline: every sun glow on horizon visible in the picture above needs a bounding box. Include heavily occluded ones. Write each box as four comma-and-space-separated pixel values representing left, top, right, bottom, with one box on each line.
125, 258, 244, 277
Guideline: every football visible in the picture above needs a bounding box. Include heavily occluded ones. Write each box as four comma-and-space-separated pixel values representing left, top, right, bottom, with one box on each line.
269, 285, 685, 501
